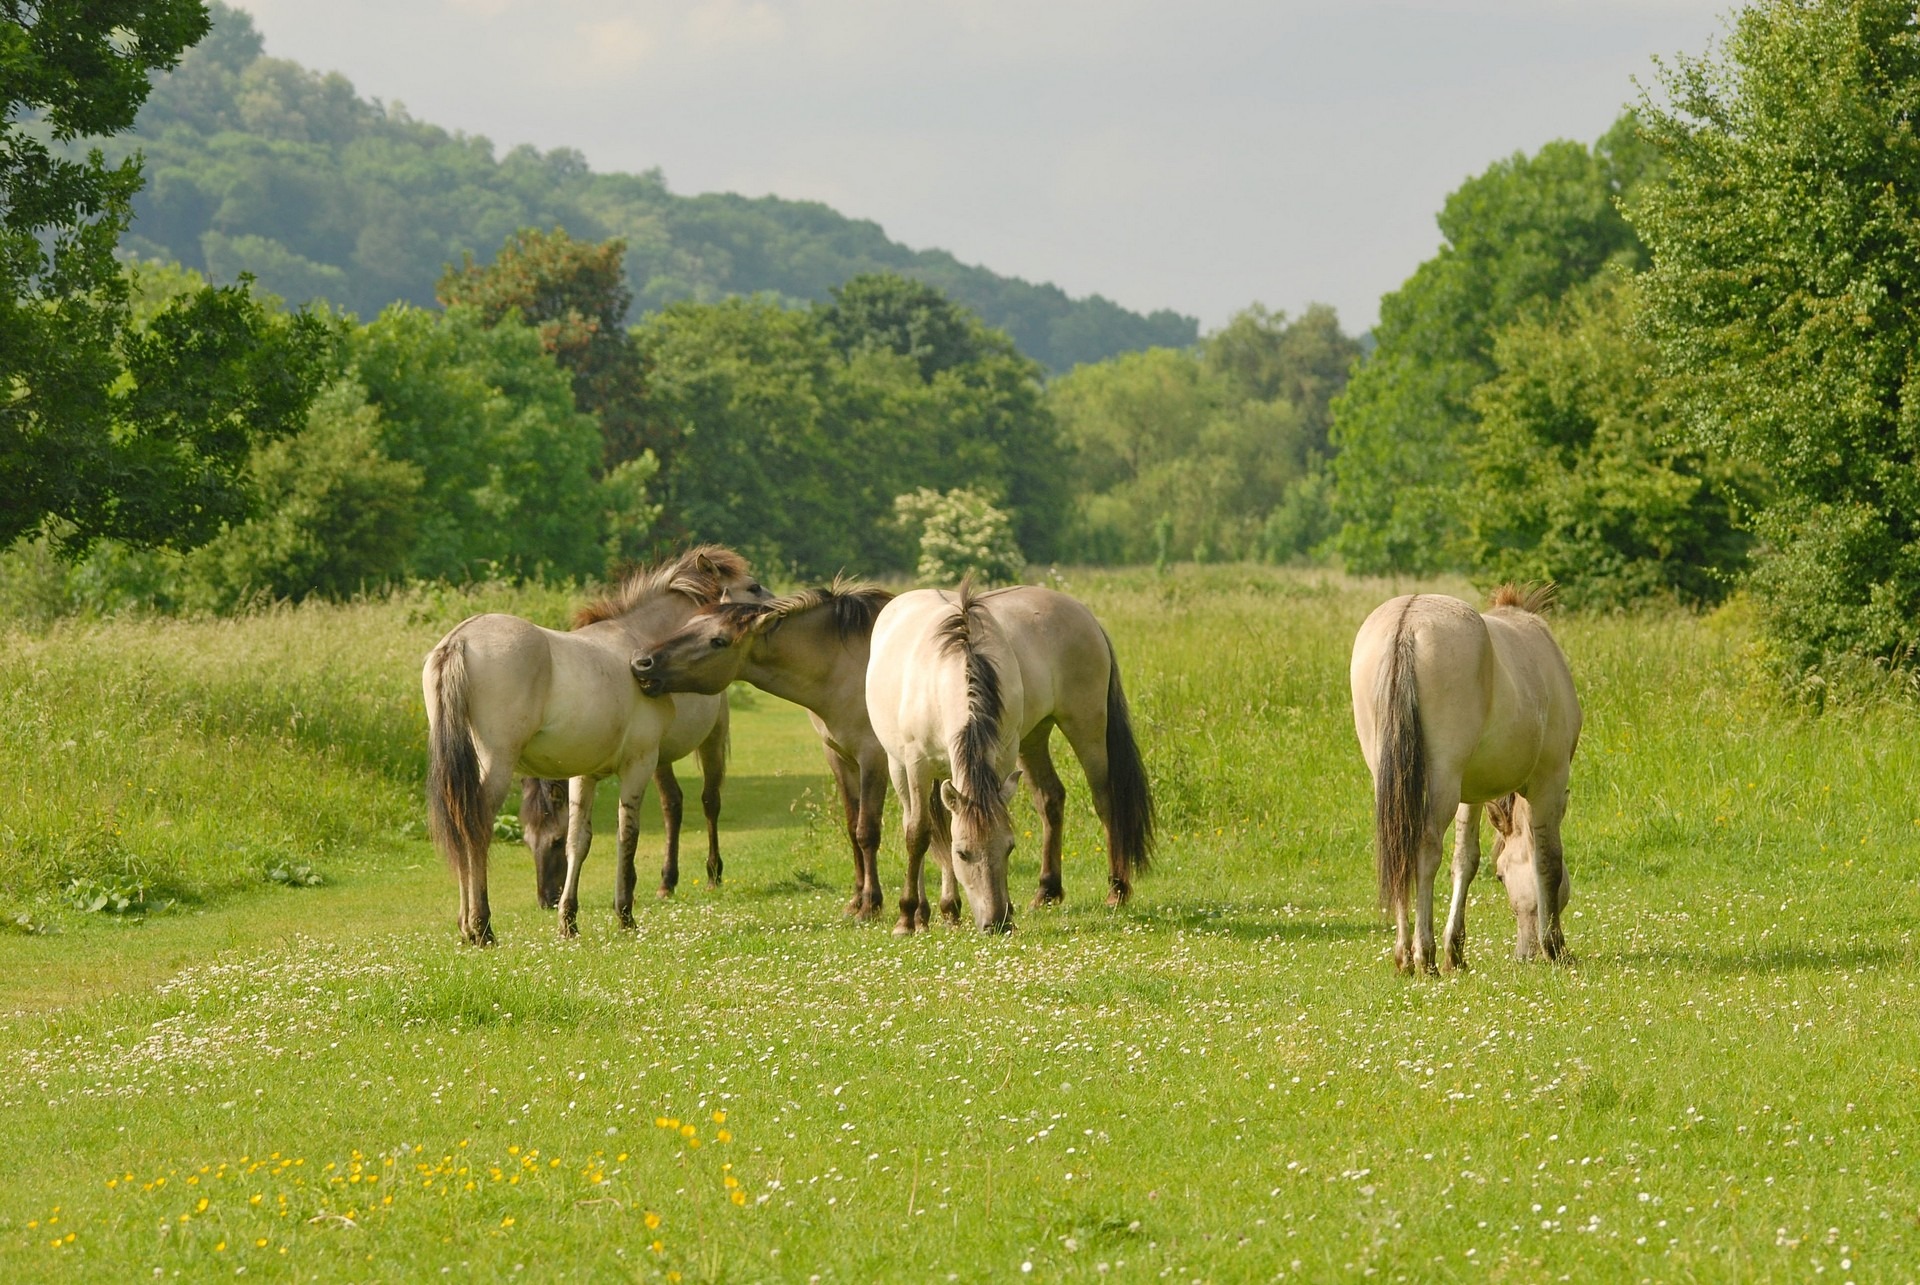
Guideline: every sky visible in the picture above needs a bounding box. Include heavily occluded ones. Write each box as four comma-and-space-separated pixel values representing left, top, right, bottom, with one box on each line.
230, 0, 1732, 334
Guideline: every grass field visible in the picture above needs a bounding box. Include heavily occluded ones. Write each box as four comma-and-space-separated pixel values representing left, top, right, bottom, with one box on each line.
2, 566, 1916, 1282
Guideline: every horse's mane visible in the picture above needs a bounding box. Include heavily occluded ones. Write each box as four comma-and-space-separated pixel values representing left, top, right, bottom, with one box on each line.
696, 575, 894, 643
1488, 582, 1558, 616
934, 577, 1007, 830
573, 545, 754, 627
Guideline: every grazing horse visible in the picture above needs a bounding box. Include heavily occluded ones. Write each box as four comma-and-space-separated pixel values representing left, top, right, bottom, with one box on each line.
422, 546, 769, 943
1350, 584, 1581, 973
631, 578, 898, 918
866, 581, 1155, 934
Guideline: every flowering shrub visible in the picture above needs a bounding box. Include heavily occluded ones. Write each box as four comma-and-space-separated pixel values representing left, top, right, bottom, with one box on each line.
893, 487, 1025, 586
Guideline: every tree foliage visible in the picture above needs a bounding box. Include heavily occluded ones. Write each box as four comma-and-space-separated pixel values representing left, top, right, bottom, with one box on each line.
893, 488, 1025, 586
1634, 0, 1920, 672
1048, 305, 1360, 565
2, 0, 331, 554
1465, 272, 1753, 607
1327, 118, 1658, 573
437, 226, 654, 469
105, 4, 1195, 373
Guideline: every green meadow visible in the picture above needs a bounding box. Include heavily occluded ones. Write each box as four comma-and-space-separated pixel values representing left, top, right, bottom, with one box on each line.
1, 566, 1915, 1282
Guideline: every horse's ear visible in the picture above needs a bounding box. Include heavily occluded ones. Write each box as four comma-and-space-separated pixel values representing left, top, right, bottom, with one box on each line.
999, 770, 1023, 804
939, 780, 963, 813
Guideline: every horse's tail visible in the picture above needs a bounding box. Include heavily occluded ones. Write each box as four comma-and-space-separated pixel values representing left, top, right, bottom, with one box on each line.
425, 635, 487, 875
1373, 601, 1427, 912
1102, 630, 1156, 874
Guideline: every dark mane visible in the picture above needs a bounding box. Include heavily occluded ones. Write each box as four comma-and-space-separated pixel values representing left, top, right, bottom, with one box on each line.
573, 544, 754, 628
699, 575, 894, 643
1488, 582, 1558, 616
933, 577, 1006, 830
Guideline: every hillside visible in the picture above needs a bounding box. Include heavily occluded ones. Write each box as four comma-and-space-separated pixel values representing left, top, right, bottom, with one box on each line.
104, 4, 1197, 372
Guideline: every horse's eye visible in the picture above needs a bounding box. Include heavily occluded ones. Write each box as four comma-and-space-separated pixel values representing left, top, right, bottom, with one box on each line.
748, 582, 763, 594
710, 636, 727, 649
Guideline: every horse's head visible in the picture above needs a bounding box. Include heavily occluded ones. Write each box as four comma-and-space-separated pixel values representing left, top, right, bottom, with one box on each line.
940, 771, 1022, 932
1488, 794, 1571, 960
632, 603, 761, 696
521, 778, 569, 910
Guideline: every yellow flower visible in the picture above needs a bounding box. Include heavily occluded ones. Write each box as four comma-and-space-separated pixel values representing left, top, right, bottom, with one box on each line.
644, 1211, 661, 1230
250, 1194, 262, 1206
723, 1175, 739, 1189
687, 1138, 701, 1149
501, 1216, 515, 1228
730, 1189, 746, 1206
617, 1153, 628, 1162
650, 1239, 664, 1254
215, 1242, 226, 1252
549, 1158, 560, 1168
679, 1124, 696, 1139
716, 1130, 732, 1143
255, 1239, 268, 1248
711, 1110, 726, 1124
654, 1117, 670, 1128
196, 1198, 208, 1213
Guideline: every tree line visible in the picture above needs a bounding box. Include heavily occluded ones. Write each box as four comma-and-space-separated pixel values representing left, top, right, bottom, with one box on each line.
9, 0, 1918, 688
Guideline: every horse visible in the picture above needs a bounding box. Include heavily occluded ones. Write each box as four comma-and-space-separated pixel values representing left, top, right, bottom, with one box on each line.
865, 580, 1155, 934
422, 546, 770, 943
630, 578, 898, 918
1349, 584, 1581, 974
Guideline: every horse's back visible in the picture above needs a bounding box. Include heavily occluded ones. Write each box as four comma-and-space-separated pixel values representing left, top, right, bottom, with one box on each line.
975, 586, 1110, 734
1351, 595, 1492, 768
1476, 608, 1581, 790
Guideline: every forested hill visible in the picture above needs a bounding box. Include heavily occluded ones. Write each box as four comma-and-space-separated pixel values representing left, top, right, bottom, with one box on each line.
103, 4, 1196, 372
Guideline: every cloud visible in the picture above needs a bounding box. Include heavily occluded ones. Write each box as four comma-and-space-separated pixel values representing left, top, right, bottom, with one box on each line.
577, 15, 658, 76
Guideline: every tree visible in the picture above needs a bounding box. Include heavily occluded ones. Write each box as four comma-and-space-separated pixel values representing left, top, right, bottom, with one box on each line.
893, 488, 1025, 585
1465, 272, 1753, 607
1327, 117, 1657, 573
2, 0, 331, 553
1634, 0, 1920, 673
1203, 302, 1361, 465
437, 227, 655, 469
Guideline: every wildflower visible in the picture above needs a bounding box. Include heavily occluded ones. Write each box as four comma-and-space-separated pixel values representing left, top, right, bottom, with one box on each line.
645, 1212, 661, 1230
501, 1216, 515, 1229
730, 1189, 746, 1206
215, 1241, 226, 1252
196, 1198, 208, 1213
679, 1125, 696, 1139
711, 1111, 726, 1125
716, 1130, 732, 1143
255, 1239, 268, 1249
650, 1240, 664, 1254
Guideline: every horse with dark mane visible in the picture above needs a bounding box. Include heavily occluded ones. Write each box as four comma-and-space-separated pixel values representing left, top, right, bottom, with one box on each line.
1350, 584, 1581, 973
422, 546, 770, 943
865, 579, 1155, 934
631, 577, 897, 917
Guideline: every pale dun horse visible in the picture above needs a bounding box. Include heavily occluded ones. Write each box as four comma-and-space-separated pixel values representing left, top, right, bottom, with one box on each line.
867, 580, 1155, 934
1350, 585, 1581, 973
422, 547, 769, 944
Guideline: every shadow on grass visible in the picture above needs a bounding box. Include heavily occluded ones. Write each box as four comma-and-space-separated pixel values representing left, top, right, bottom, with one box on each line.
1609, 941, 1911, 976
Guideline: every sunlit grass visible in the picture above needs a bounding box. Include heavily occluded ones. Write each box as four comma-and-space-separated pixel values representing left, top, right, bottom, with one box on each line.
1, 565, 1915, 1280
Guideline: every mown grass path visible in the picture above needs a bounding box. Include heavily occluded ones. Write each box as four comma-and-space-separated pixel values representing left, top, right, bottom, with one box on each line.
2, 569, 1917, 1281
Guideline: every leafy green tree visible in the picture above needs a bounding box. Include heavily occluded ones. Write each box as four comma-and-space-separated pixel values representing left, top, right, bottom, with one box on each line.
1633, 0, 1920, 673
1327, 118, 1657, 573
893, 487, 1025, 585
437, 227, 654, 469
184, 380, 422, 607
1204, 302, 1361, 465
2, 0, 331, 553
350, 305, 606, 579
1465, 272, 1752, 607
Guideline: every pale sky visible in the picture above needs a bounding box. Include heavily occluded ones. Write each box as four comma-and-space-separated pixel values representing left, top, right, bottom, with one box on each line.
231, 0, 1731, 335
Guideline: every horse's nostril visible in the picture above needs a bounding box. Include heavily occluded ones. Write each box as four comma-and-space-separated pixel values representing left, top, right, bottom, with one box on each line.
634, 655, 653, 671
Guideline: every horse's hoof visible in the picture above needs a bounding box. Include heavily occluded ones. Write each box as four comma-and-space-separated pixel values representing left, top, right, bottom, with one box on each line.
656, 887, 674, 900
1104, 886, 1131, 908
843, 897, 863, 916
617, 914, 636, 931
1031, 888, 1064, 909
852, 903, 877, 923
892, 918, 916, 937
558, 921, 578, 940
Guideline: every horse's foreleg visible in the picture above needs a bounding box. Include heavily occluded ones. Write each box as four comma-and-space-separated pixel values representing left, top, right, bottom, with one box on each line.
1019, 725, 1067, 907
1442, 802, 1482, 971
699, 714, 728, 889
1529, 779, 1572, 963
654, 764, 684, 899
558, 775, 597, 938
931, 791, 960, 926
893, 769, 930, 937
1059, 715, 1128, 907
856, 754, 888, 918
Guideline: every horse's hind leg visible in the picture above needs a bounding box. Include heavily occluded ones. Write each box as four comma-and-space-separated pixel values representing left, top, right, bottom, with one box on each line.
699, 712, 728, 889
1441, 802, 1481, 972
653, 764, 684, 900
1411, 781, 1456, 975
931, 790, 960, 927
1057, 714, 1129, 907
1019, 723, 1067, 907
613, 757, 658, 933
461, 763, 515, 946
856, 752, 888, 918
826, 749, 864, 915
558, 775, 598, 939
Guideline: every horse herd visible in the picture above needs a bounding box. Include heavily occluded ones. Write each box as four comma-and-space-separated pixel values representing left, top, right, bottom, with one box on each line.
423, 546, 1581, 973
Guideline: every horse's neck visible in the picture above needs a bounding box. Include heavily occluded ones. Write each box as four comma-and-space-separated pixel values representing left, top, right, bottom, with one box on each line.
606, 597, 699, 648
744, 612, 862, 719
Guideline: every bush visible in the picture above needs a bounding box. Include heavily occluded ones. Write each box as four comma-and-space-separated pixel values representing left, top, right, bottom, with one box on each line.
893, 487, 1025, 585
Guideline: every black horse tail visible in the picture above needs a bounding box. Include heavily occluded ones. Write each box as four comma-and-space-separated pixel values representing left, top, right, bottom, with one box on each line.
1374, 599, 1426, 912
425, 635, 487, 876
1102, 630, 1155, 874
